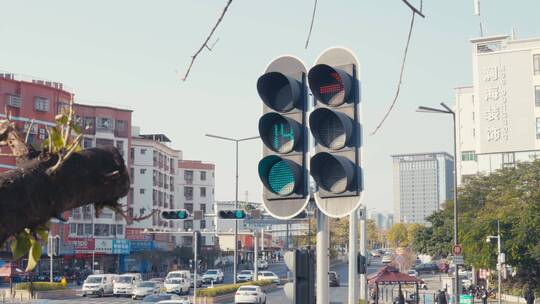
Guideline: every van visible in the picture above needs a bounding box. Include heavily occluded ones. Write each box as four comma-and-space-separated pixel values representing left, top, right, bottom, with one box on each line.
166, 270, 190, 281
82, 274, 118, 297
113, 273, 142, 297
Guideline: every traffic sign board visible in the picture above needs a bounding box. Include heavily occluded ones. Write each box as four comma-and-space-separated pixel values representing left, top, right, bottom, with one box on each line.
452, 244, 463, 256
453, 255, 464, 265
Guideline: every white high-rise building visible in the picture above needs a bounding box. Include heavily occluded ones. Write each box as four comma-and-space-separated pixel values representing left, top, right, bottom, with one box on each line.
392, 152, 454, 224
177, 160, 217, 247
455, 35, 540, 184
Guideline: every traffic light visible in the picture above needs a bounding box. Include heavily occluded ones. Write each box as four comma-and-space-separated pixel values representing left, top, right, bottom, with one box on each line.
218, 210, 246, 219
308, 47, 363, 218
284, 249, 315, 303
160, 209, 190, 220
357, 254, 366, 274
257, 56, 309, 219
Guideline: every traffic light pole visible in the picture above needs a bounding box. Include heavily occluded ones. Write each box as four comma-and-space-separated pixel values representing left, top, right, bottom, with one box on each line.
254, 231, 258, 282
360, 207, 368, 302
316, 208, 329, 304
193, 231, 198, 301
348, 210, 358, 304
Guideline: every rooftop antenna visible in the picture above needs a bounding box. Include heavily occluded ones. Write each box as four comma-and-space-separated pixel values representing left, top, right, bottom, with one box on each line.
474, 0, 484, 37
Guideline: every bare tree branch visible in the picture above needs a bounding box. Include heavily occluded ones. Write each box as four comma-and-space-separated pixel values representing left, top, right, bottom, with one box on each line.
305, 0, 318, 49
205, 38, 220, 51
181, 0, 233, 82
24, 119, 35, 144
370, 0, 423, 135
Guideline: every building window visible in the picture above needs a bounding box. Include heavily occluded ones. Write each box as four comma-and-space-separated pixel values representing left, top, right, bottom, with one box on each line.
200, 220, 206, 229
170, 195, 174, 209
184, 187, 193, 200
115, 120, 126, 132
200, 204, 206, 213
534, 54, 540, 75
502, 152, 515, 167
94, 224, 110, 236
535, 86, 540, 107
130, 168, 134, 184
461, 151, 477, 161
140, 168, 146, 174
56, 102, 69, 114
117, 225, 124, 235
536, 118, 540, 139
185, 170, 194, 183
96, 117, 114, 131
77, 224, 84, 236
69, 223, 77, 235
141, 149, 147, 155
96, 138, 114, 147
153, 190, 157, 206
116, 140, 124, 155
110, 224, 117, 236
200, 187, 206, 197
184, 220, 193, 230
185, 203, 194, 213
7, 95, 21, 108
140, 188, 145, 194
84, 224, 93, 236
83, 138, 93, 149
200, 171, 206, 181
130, 148, 135, 160
34, 97, 49, 112
83, 117, 94, 130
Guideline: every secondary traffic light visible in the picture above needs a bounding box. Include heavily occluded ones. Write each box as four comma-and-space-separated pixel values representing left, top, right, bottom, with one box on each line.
257, 56, 309, 219
218, 210, 247, 219
284, 249, 315, 303
308, 47, 363, 218
160, 209, 190, 220
357, 254, 367, 274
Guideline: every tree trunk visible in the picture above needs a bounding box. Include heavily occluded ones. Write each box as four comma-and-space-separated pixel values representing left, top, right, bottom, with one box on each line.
0, 146, 130, 244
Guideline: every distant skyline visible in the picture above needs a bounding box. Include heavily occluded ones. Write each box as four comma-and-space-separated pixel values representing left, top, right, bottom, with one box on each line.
1, 0, 539, 213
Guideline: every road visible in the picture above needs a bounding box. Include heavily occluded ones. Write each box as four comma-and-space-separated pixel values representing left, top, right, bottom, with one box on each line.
31, 258, 384, 304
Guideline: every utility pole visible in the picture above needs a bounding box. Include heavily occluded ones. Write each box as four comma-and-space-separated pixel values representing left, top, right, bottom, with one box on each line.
497, 221, 502, 304
193, 231, 198, 303
316, 209, 329, 304
254, 231, 259, 282
349, 209, 359, 303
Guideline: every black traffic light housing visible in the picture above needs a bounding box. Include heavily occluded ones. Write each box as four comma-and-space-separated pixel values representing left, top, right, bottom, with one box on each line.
296, 249, 315, 302
160, 209, 190, 220
218, 210, 247, 220
357, 254, 367, 274
308, 47, 363, 218
257, 56, 309, 220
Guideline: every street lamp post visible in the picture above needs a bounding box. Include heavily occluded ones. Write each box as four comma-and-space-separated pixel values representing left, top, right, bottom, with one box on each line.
205, 134, 259, 284
48, 234, 60, 283
486, 221, 502, 304
417, 103, 459, 303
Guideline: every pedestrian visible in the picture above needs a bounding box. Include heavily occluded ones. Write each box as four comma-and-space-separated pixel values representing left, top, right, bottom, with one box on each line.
438, 289, 448, 304
398, 286, 405, 304
481, 287, 488, 304
525, 286, 535, 304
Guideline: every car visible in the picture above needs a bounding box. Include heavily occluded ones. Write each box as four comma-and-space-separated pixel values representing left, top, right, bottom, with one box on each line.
190, 273, 202, 288
381, 255, 392, 264
166, 271, 190, 283
237, 270, 254, 282
114, 273, 142, 297
163, 277, 190, 295
406, 270, 419, 278
257, 271, 280, 285
329, 271, 340, 287
141, 294, 181, 303
157, 299, 191, 304
257, 260, 268, 270
82, 274, 118, 297
371, 251, 381, 257
414, 263, 439, 274
132, 281, 160, 300
235, 285, 267, 304
149, 278, 165, 289
202, 269, 224, 284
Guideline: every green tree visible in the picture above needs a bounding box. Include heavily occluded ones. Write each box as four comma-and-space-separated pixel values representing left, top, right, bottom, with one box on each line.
388, 223, 409, 247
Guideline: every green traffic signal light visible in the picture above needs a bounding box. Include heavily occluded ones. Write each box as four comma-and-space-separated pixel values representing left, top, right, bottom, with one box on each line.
218, 210, 246, 219
160, 209, 190, 220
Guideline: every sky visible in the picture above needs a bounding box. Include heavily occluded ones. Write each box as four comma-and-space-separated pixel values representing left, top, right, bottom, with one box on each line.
1, 0, 539, 214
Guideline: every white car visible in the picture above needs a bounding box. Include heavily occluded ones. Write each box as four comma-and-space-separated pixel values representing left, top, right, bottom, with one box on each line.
257, 260, 268, 270
114, 273, 142, 297
157, 299, 191, 304
407, 270, 419, 278
164, 278, 190, 295
237, 270, 254, 282
381, 255, 392, 264
235, 285, 267, 304
190, 273, 202, 288
82, 274, 117, 297
202, 269, 224, 284
132, 281, 160, 299
257, 271, 280, 285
